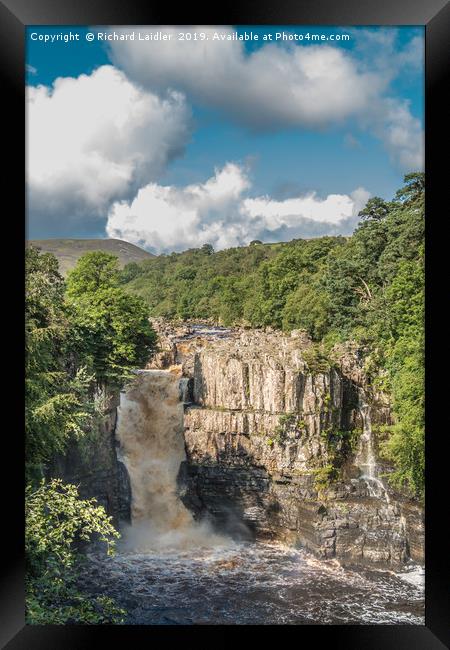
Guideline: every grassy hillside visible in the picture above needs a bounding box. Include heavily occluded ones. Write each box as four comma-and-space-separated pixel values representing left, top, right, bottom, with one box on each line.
28, 238, 153, 276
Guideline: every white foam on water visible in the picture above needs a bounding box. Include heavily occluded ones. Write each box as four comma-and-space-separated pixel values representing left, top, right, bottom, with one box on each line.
397, 564, 425, 589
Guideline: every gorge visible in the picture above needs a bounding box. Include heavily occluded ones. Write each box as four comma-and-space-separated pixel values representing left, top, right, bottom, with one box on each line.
76, 321, 424, 625
25, 174, 425, 626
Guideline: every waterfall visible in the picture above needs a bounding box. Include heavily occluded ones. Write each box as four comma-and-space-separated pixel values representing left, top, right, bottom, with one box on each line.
115, 369, 227, 551
355, 390, 390, 503
179, 377, 192, 404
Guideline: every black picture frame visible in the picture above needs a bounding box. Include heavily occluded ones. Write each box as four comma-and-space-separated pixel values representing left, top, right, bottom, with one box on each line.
3, 0, 448, 646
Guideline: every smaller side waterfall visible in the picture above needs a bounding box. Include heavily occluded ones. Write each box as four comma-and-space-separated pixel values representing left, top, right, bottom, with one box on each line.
179, 377, 192, 405
355, 391, 390, 503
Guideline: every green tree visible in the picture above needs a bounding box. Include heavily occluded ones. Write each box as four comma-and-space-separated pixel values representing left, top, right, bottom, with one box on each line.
201, 243, 214, 255
282, 284, 329, 340
66, 252, 157, 387
65, 251, 120, 297
395, 171, 425, 204
377, 256, 425, 496
25, 247, 96, 478
358, 196, 391, 222
119, 261, 143, 284
26, 479, 124, 624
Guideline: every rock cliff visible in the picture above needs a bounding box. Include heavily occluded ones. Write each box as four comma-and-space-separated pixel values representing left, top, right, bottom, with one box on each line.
49, 391, 132, 527
150, 324, 424, 568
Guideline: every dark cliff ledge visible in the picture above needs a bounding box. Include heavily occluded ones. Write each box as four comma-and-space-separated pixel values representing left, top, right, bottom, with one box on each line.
48, 391, 131, 528
180, 461, 424, 567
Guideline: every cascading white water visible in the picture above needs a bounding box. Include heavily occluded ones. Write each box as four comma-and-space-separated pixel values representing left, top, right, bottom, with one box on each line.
115, 369, 227, 551
355, 391, 390, 503
179, 377, 192, 404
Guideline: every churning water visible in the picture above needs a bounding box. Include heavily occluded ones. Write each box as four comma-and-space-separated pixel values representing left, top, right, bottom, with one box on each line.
115, 369, 227, 552
80, 368, 424, 625
81, 542, 424, 625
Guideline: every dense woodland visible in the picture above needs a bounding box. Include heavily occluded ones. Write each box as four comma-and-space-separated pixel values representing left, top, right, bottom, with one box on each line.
25, 172, 424, 623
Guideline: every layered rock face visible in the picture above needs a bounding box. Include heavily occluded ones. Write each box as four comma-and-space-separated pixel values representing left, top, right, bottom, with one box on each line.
163, 327, 424, 568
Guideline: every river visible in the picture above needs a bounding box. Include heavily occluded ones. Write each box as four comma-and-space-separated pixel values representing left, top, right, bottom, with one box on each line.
80, 540, 424, 624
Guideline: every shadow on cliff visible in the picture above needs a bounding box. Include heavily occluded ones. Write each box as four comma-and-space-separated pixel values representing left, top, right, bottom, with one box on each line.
177, 440, 284, 543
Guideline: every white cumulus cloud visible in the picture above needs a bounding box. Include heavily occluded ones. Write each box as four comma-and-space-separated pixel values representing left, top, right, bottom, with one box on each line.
27, 65, 191, 236
369, 98, 424, 171
108, 27, 382, 129
107, 26, 423, 172
106, 163, 370, 253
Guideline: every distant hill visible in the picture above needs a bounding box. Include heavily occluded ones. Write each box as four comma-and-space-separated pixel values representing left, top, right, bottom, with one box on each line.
28, 238, 154, 276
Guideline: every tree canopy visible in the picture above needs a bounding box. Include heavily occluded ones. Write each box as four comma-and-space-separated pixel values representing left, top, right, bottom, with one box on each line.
66, 251, 157, 387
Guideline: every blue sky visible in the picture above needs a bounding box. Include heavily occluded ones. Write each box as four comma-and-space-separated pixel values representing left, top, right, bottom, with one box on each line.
26, 25, 424, 252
